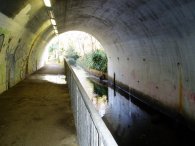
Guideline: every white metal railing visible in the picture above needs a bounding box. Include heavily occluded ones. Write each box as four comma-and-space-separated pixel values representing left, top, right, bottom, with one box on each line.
64, 59, 118, 146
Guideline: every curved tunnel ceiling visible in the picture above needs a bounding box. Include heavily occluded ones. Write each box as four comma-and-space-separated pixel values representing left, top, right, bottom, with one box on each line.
0, 0, 195, 127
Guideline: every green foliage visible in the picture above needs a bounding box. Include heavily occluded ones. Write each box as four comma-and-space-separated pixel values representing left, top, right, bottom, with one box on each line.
92, 81, 108, 96
0, 27, 10, 35
48, 46, 55, 53
48, 43, 58, 53
68, 58, 76, 65
78, 51, 93, 68
65, 47, 80, 61
91, 50, 107, 72
79, 50, 107, 73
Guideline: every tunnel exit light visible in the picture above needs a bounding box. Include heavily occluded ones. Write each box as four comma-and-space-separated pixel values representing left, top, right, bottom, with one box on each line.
43, 0, 51, 7
50, 19, 56, 25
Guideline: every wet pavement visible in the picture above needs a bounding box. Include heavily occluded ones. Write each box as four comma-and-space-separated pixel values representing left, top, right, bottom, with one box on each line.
0, 64, 78, 146
72, 66, 195, 146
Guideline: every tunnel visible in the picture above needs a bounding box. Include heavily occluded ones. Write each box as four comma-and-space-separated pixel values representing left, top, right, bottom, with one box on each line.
0, 0, 195, 144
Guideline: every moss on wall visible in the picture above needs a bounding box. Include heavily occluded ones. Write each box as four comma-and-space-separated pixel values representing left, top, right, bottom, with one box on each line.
0, 27, 10, 35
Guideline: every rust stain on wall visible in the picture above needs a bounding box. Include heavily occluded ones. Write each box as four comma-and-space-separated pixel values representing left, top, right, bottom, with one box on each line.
178, 64, 183, 113
190, 93, 195, 103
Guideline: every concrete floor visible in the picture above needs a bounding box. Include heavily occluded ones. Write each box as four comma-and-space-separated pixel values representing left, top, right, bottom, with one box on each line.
0, 64, 78, 146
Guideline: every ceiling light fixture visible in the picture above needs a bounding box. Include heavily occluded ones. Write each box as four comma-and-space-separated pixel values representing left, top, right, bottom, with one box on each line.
54, 29, 58, 34
53, 26, 57, 30
49, 10, 54, 18
43, 0, 51, 7
50, 19, 56, 25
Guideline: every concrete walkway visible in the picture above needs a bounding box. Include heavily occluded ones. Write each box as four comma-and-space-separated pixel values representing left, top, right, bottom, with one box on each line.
0, 64, 78, 146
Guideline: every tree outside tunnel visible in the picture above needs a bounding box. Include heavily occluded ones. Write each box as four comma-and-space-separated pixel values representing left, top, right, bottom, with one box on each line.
44, 31, 108, 74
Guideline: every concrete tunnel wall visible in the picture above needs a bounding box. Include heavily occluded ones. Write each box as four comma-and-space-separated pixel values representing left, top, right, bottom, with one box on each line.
0, 0, 55, 92
0, 0, 195, 127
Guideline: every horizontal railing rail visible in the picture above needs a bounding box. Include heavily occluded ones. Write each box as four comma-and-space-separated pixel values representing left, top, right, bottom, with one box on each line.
64, 59, 118, 146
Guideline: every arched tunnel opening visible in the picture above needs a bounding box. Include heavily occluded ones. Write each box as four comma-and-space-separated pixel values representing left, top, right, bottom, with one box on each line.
43, 31, 107, 70
0, 0, 195, 145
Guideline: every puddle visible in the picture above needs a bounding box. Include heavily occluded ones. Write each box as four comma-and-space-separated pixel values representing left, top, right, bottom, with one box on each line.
89, 80, 108, 117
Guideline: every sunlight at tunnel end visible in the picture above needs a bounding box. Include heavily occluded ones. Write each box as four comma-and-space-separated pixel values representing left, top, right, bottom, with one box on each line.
41, 31, 106, 66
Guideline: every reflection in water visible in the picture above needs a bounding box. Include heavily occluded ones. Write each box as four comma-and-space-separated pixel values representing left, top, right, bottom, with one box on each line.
91, 95, 107, 117
89, 80, 108, 117
88, 78, 195, 146
93, 82, 108, 96
29, 74, 66, 84
104, 87, 151, 146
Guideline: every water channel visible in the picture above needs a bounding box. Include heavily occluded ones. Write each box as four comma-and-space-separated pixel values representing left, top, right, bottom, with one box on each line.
72, 66, 195, 146
87, 77, 195, 146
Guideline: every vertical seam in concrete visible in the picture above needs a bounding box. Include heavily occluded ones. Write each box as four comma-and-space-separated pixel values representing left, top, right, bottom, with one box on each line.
178, 64, 183, 113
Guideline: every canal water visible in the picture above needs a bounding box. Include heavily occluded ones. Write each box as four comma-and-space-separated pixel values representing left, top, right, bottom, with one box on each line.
87, 77, 195, 146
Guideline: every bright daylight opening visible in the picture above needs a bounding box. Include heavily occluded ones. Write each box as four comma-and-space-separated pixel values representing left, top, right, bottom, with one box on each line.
42, 31, 108, 116
42, 31, 107, 74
